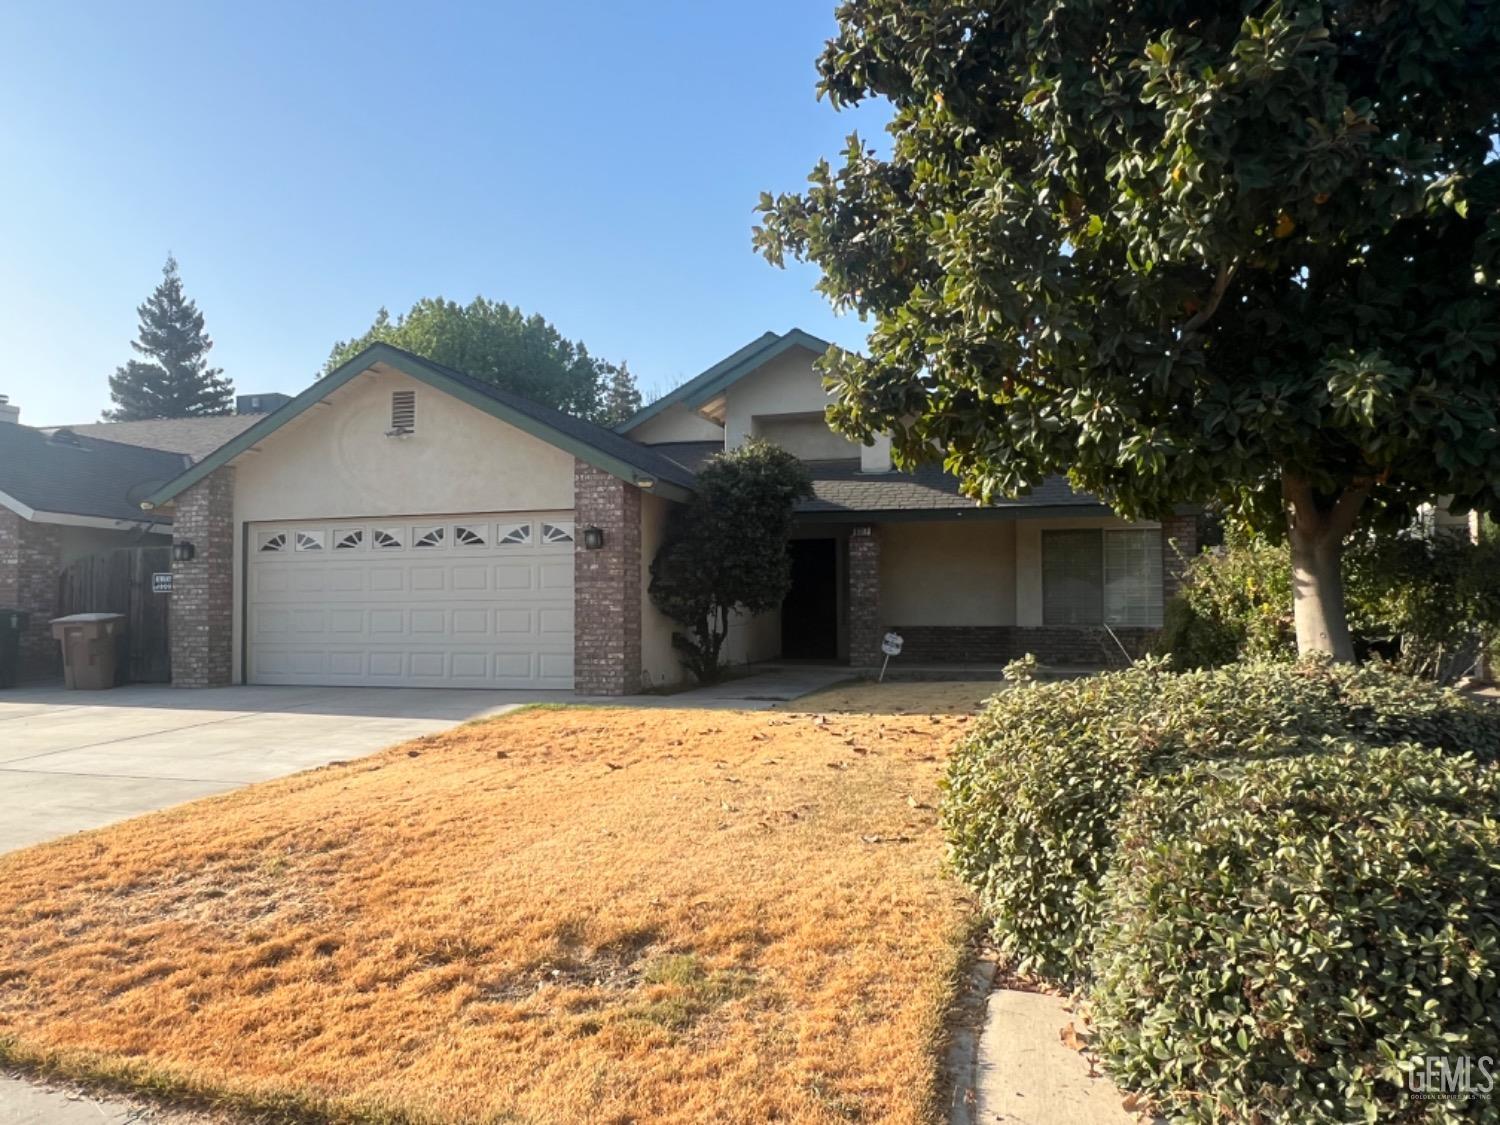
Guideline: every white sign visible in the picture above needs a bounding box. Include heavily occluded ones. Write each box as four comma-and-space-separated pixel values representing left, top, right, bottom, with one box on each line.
881, 631, 904, 657
152, 572, 172, 595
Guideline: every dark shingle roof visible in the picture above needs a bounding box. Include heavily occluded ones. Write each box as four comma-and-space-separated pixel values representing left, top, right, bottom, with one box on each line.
648, 441, 726, 474
45, 415, 266, 461
0, 426, 186, 523
796, 461, 1107, 517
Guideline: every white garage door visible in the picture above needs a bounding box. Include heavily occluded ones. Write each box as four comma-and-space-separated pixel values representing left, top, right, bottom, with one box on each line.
247, 513, 574, 689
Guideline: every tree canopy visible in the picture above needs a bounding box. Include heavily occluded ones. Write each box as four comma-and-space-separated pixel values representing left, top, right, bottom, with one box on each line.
649, 441, 813, 683
755, 0, 1500, 658
325, 297, 639, 425
105, 255, 233, 421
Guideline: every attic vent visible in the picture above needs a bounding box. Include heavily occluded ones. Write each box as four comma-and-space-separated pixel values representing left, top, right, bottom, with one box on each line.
389, 390, 416, 435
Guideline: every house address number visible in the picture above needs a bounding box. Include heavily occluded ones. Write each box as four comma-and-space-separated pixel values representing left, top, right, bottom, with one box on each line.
152, 572, 173, 595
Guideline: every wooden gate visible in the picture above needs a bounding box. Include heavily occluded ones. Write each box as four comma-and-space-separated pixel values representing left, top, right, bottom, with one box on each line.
55, 547, 171, 683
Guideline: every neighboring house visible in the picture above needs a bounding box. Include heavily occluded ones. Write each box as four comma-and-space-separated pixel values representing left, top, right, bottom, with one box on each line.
138, 334, 1194, 696
0, 402, 180, 672
0, 394, 277, 678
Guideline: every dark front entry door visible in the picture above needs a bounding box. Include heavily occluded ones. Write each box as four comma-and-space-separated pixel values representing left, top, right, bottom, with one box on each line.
782, 538, 839, 660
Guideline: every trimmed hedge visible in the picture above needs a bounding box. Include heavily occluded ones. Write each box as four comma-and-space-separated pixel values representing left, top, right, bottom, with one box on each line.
942, 659, 1500, 982
1091, 743, 1500, 1123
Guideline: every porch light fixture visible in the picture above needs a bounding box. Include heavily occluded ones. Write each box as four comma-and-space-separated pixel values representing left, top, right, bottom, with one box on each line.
582, 526, 605, 550
172, 541, 196, 562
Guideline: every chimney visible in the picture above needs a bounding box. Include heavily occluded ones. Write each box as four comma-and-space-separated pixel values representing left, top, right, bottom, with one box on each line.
236, 392, 291, 415
0, 395, 17, 425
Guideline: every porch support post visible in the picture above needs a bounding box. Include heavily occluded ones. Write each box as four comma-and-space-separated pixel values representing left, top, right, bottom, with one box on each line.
170, 467, 234, 687
848, 524, 881, 666
573, 460, 642, 695
1160, 513, 1198, 605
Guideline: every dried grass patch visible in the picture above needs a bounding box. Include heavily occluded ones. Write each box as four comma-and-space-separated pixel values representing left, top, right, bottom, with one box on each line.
0, 705, 974, 1124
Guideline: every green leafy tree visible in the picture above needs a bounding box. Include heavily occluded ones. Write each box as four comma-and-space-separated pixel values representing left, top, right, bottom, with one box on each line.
105, 255, 233, 420
755, 0, 1500, 661
649, 441, 814, 683
600, 360, 643, 427
326, 297, 638, 424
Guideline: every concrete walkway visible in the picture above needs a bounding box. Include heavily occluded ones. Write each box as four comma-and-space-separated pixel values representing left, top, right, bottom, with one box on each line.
972, 988, 1139, 1124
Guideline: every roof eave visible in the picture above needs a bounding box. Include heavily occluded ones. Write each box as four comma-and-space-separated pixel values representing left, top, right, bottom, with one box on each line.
143, 344, 694, 508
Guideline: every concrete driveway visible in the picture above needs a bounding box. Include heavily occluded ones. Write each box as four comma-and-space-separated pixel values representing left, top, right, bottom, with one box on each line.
0, 684, 556, 853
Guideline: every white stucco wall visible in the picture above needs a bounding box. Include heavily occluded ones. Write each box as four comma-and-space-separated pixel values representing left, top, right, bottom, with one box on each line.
723, 348, 855, 450
226, 363, 578, 680
880, 520, 1017, 626
753, 414, 852, 461
1013, 516, 1158, 627
624, 403, 724, 444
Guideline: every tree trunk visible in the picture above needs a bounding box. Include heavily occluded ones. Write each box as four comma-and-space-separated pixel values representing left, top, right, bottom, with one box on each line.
1283, 476, 1369, 663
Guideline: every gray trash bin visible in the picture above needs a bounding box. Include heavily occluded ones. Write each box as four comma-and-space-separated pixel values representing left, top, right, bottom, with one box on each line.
50, 613, 126, 690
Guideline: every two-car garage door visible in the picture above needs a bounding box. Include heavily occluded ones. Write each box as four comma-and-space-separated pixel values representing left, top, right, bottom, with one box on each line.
247, 513, 574, 689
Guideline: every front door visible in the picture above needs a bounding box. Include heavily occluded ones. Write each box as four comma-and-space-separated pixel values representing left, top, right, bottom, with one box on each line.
781, 538, 839, 660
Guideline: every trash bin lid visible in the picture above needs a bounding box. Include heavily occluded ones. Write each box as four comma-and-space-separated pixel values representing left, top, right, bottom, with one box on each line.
49, 612, 126, 624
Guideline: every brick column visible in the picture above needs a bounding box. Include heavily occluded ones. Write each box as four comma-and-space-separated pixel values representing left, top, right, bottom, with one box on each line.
848, 524, 881, 666
0, 508, 62, 680
1160, 513, 1198, 604
170, 468, 234, 687
573, 461, 642, 695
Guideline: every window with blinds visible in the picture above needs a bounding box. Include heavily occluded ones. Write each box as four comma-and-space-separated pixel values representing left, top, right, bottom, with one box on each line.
1042, 528, 1163, 627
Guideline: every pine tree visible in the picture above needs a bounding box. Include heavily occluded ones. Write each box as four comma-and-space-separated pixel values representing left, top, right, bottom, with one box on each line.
105, 255, 233, 420
599, 361, 642, 427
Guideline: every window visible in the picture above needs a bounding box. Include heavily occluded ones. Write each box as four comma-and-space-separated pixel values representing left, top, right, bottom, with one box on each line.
334, 529, 364, 550
391, 390, 416, 433
541, 521, 574, 545
256, 531, 287, 553
294, 530, 324, 552
372, 526, 404, 550
497, 522, 531, 546
1042, 528, 1162, 627
454, 524, 487, 547
413, 525, 445, 549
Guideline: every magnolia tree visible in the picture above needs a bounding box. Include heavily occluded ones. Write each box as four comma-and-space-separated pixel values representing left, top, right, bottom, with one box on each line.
756, 0, 1500, 660
649, 441, 813, 682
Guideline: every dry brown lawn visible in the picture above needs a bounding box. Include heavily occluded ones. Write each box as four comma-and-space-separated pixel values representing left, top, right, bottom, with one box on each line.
0, 696, 978, 1124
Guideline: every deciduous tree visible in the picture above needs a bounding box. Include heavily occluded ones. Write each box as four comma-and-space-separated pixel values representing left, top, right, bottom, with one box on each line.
756, 0, 1500, 660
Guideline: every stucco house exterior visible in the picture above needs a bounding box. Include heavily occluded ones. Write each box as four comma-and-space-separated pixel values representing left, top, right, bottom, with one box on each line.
137, 333, 1195, 695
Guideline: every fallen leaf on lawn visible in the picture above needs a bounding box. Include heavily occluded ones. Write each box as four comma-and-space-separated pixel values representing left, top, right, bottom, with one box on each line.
605, 762, 623, 771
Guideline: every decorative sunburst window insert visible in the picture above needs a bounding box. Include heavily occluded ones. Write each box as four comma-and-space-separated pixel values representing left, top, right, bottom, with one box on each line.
294, 530, 325, 552
334, 529, 364, 550
541, 522, 575, 545
496, 522, 532, 546
256, 531, 287, 553
372, 527, 404, 550
454, 524, 487, 547
413, 525, 446, 549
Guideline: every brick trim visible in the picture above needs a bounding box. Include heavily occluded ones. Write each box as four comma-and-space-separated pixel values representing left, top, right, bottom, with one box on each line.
1160, 514, 1198, 603
847, 525, 882, 666
573, 460, 642, 695
170, 468, 234, 687
0, 508, 62, 680
882, 624, 1158, 667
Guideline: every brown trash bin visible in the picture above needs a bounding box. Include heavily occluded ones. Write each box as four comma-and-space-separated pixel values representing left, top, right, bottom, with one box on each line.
50, 613, 126, 690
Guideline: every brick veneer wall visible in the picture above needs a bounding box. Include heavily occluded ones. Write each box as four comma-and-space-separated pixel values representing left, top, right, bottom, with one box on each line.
847, 525, 882, 666
170, 468, 234, 687
0, 507, 62, 679
1160, 513, 1199, 602
574, 461, 642, 695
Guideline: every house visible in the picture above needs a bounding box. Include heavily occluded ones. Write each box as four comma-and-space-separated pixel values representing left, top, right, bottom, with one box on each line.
0, 397, 272, 677
138, 333, 1194, 695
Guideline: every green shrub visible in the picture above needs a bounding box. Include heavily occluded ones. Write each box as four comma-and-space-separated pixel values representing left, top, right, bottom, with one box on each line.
1090, 743, 1500, 1123
942, 660, 1500, 983
1160, 528, 1500, 681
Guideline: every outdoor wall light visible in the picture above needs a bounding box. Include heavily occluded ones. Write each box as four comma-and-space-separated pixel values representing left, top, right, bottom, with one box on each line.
172, 541, 196, 562
582, 526, 605, 550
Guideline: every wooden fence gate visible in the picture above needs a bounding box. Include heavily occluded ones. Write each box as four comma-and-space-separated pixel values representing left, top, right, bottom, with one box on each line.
55, 547, 171, 683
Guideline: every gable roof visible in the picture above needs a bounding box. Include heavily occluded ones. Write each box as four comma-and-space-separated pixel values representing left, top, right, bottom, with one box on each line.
142, 343, 698, 509
614, 328, 831, 434
795, 462, 1112, 520
44, 414, 266, 462
0, 425, 185, 526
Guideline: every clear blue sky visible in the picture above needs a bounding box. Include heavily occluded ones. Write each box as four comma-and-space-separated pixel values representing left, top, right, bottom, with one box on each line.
0, 2, 889, 426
